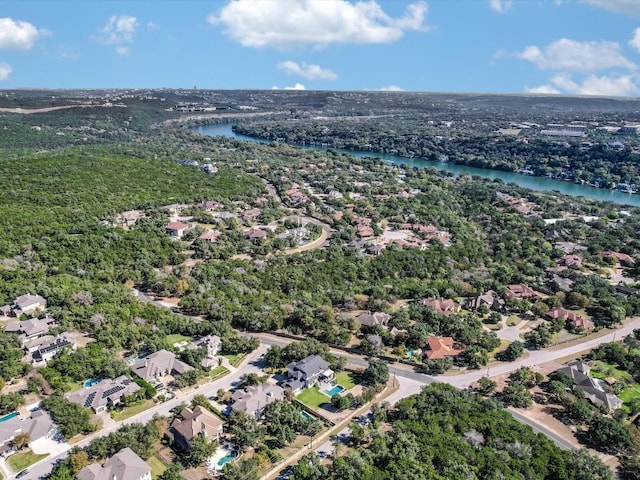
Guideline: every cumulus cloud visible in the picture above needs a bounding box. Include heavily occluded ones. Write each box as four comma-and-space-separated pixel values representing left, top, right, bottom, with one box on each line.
0, 18, 46, 50
489, 0, 512, 13
516, 38, 635, 73
527, 74, 639, 97
208, 0, 430, 49
272, 83, 307, 90
524, 85, 560, 94
278, 60, 337, 80
0, 62, 12, 80
94, 15, 138, 53
580, 0, 640, 16
630, 28, 640, 53
379, 84, 404, 91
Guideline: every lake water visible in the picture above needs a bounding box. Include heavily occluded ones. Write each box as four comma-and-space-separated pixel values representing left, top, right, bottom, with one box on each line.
192, 123, 640, 207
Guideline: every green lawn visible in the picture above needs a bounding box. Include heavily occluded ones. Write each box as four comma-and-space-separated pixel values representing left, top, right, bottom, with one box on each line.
297, 386, 330, 410
165, 334, 190, 346
590, 361, 632, 381
335, 371, 358, 390
222, 353, 246, 367
7, 450, 48, 472
112, 399, 156, 421
146, 455, 167, 479
619, 385, 640, 404
209, 366, 229, 379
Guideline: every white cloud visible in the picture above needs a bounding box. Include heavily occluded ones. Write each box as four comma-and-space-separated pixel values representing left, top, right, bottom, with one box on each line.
516, 38, 635, 73
147, 21, 159, 31
0, 62, 12, 80
208, 0, 430, 49
272, 83, 307, 90
531, 73, 639, 97
94, 15, 138, 51
580, 0, 640, 16
630, 28, 640, 53
489, 0, 512, 13
524, 85, 561, 94
379, 84, 404, 91
0, 18, 45, 50
278, 60, 337, 80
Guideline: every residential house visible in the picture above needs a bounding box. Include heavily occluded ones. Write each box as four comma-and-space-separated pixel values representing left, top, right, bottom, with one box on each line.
230, 383, 285, 419
242, 208, 262, 223
199, 230, 220, 243
5, 317, 56, 343
547, 274, 574, 293
546, 308, 594, 331
197, 200, 223, 212
557, 254, 583, 269
0, 410, 56, 457
283, 355, 334, 393
615, 283, 639, 299
466, 290, 505, 311
355, 311, 391, 329
130, 349, 193, 383
420, 298, 461, 317
602, 251, 636, 267
77, 448, 151, 480
66, 376, 141, 414
245, 228, 267, 243
556, 361, 622, 411
11, 294, 47, 317
31, 333, 76, 364
167, 406, 224, 449
165, 221, 189, 239
188, 335, 222, 370
425, 335, 464, 360
504, 284, 541, 301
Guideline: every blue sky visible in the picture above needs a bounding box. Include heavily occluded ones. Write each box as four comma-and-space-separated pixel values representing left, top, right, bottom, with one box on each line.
1, 0, 640, 96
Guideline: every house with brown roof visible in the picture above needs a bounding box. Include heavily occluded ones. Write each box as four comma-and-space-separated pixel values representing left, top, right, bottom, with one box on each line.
557, 254, 583, 269
425, 335, 464, 360
245, 228, 267, 243
77, 448, 151, 480
420, 298, 461, 317
167, 406, 224, 450
166, 221, 188, 239
466, 290, 505, 311
504, 284, 541, 300
546, 308, 594, 331
10, 294, 47, 317
5, 317, 56, 343
603, 251, 636, 266
199, 230, 220, 243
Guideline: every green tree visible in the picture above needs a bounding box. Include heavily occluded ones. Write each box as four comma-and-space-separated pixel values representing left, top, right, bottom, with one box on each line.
362, 360, 389, 386
227, 411, 265, 451
497, 341, 524, 362
181, 434, 216, 467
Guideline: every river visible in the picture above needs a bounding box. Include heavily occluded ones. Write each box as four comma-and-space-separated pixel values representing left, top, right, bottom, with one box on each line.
192, 123, 640, 207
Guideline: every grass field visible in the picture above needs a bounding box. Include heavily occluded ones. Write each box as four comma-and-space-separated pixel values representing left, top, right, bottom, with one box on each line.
222, 353, 246, 367
147, 454, 167, 479
112, 399, 156, 421
298, 386, 330, 410
209, 366, 229, 379
165, 334, 190, 346
590, 361, 632, 381
335, 371, 358, 390
7, 450, 48, 472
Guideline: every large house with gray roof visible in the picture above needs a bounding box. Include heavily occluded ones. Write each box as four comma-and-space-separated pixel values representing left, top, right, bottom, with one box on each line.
556, 360, 623, 411
130, 349, 193, 383
0, 410, 56, 457
167, 406, 224, 449
283, 355, 333, 393
66, 376, 141, 414
230, 383, 285, 419
77, 447, 151, 480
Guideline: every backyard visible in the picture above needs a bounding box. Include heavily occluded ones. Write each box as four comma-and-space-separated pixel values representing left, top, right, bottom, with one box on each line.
146, 454, 168, 479
297, 386, 331, 410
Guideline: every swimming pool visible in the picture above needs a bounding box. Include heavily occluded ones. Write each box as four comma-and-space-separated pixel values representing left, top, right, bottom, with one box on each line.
83, 378, 100, 388
207, 445, 239, 472
0, 412, 19, 423
325, 384, 345, 397
300, 410, 314, 420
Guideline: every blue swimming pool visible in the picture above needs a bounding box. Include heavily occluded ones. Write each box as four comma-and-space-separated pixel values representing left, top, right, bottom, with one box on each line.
325, 384, 345, 397
83, 378, 100, 388
217, 451, 238, 467
0, 412, 19, 423
300, 411, 314, 420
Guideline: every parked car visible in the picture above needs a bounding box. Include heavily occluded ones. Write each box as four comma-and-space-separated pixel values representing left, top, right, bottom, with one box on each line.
16, 469, 29, 478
